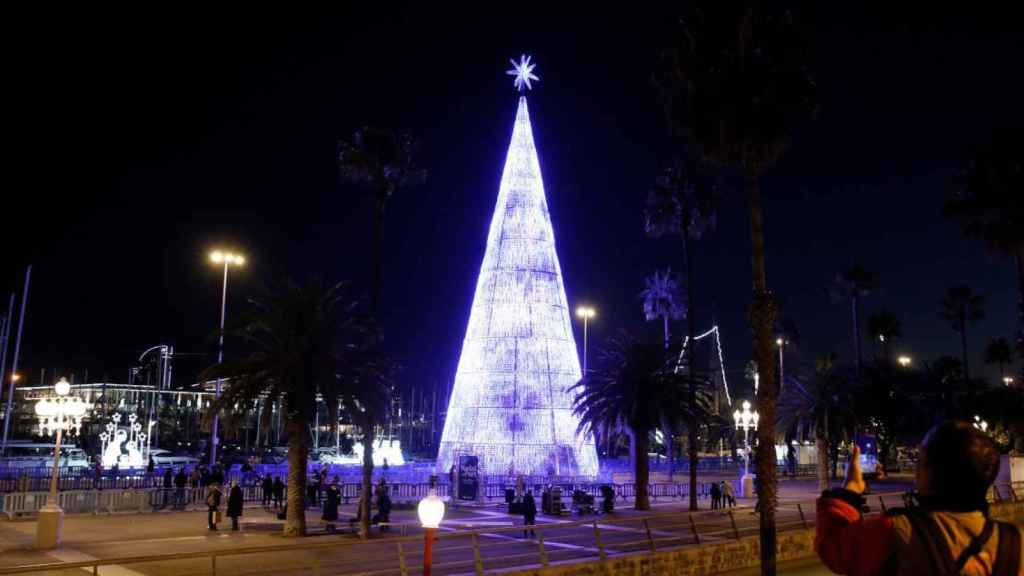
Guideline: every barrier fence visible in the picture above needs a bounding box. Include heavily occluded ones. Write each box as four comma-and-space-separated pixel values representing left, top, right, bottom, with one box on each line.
0, 486, 1020, 576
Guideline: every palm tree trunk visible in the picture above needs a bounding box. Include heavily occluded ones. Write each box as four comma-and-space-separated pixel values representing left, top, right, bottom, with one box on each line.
661, 313, 674, 482
372, 199, 386, 314
682, 235, 699, 511
816, 414, 828, 491
852, 296, 862, 371
359, 426, 375, 538
961, 314, 971, 381
746, 168, 778, 576
633, 428, 650, 511
284, 418, 308, 536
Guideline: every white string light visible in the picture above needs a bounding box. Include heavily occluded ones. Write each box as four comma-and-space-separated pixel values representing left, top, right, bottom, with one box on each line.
678, 325, 732, 406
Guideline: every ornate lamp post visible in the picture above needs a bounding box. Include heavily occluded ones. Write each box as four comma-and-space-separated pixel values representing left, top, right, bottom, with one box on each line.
973, 415, 988, 433
417, 491, 445, 576
34, 377, 89, 549
733, 399, 759, 498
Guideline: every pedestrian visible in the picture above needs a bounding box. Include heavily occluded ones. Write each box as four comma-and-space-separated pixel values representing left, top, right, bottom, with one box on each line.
376, 484, 392, 532
261, 474, 273, 508
522, 490, 537, 537
190, 466, 201, 488
206, 484, 222, 531
147, 456, 155, 478
174, 468, 187, 510
227, 481, 243, 531
710, 481, 721, 510
322, 477, 340, 533
163, 466, 173, 489
93, 460, 103, 490
273, 476, 284, 510
816, 421, 1022, 574
722, 480, 735, 508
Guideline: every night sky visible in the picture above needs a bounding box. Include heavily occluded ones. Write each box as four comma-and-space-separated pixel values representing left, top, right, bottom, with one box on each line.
4, 4, 1021, 394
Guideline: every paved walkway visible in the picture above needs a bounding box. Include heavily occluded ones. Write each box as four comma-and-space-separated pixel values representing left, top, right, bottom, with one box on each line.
0, 478, 915, 575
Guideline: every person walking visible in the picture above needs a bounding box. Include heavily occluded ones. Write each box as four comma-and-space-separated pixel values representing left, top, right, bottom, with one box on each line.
722, 480, 735, 508
522, 490, 537, 538
174, 468, 187, 510
322, 477, 340, 533
261, 474, 273, 508
147, 456, 155, 478
272, 476, 284, 510
710, 481, 721, 510
816, 421, 1022, 574
206, 484, 222, 531
226, 481, 244, 531
376, 484, 392, 532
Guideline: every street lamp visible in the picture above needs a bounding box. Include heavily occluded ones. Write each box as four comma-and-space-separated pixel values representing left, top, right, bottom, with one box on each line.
417, 491, 445, 576
34, 377, 89, 549
775, 338, 786, 392
208, 250, 244, 467
733, 400, 759, 498
897, 355, 912, 368
973, 415, 988, 433
575, 305, 596, 376
1003, 376, 1015, 386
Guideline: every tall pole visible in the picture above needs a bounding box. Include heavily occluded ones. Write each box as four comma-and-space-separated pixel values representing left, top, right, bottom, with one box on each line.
582, 315, 589, 376
49, 426, 63, 504
210, 261, 229, 467
2, 266, 31, 456
423, 527, 435, 576
0, 296, 12, 439
777, 343, 784, 392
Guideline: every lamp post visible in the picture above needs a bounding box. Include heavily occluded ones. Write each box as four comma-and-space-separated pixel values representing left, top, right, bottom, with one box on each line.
208, 250, 244, 467
973, 415, 988, 433
775, 338, 786, 391
897, 355, 912, 368
34, 377, 89, 549
1003, 376, 1015, 387
733, 400, 759, 498
575, 306, 596, 376
417, 491, 445, 576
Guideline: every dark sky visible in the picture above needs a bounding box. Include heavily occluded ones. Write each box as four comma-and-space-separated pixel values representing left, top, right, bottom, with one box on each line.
4, 4, 1021, 394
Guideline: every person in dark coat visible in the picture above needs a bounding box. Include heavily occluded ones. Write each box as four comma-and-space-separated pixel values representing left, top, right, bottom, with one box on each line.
272, 476, 284, 509
523, 490, 537, 537
174, 468, 187, 510
227, 481, 244, 531
710, 481, 721, 510
261, 475, 273, 508
322, 477, 340, 532
206, 484, 222, 531
376, 484, 392, 532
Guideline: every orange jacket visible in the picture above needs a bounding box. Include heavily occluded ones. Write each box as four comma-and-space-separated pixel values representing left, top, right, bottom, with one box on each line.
816, 490, 896, 575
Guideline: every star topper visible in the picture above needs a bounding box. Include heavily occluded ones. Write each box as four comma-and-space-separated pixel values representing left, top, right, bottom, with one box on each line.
506, 54, 539, 92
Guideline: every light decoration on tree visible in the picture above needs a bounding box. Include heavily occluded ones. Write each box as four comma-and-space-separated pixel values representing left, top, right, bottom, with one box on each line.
98, 413, 151, 468
437, 56, 598, 477
679, 325, 733, 406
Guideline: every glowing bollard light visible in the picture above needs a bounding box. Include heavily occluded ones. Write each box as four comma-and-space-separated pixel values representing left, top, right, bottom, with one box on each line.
34, 377, 90, 549
418, 491, 445, 576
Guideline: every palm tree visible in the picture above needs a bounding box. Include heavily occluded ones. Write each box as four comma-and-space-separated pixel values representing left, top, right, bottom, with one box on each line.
867, 309, 902, 359
338, 127, 426, 312
658, 3, 816, 571
829, 265, 876, 370
777, 352, 847, 491
939, 285, 985, 381
572, 332, 708, 510
338, 127, 425, 537
984, 337, 1014, 380
945, 129, 1023, 373
201, 279, 356, 537
644, 163, 716, 510
640, 269, 685, 351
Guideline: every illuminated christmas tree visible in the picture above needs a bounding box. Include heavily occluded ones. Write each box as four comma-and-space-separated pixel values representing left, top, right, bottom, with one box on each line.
437, 56, 599, 477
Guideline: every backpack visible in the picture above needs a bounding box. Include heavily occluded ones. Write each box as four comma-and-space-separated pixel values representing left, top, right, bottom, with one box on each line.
882, 508, 1021, 575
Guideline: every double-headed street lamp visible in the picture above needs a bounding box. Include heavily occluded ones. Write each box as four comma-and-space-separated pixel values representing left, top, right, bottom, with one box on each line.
733, 399, 759, 498
417, 491, 445, 576
34, 377, 89, 549
1003, 376, 1015, 387
208, 250, 244, 467
575, 305, 597, 376
897, 355, 912, 368
973, 415, 989, 433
